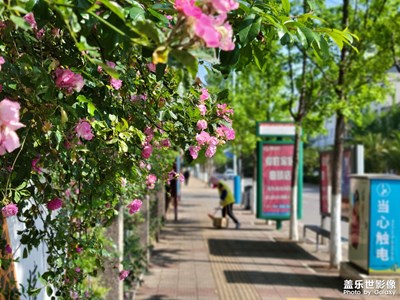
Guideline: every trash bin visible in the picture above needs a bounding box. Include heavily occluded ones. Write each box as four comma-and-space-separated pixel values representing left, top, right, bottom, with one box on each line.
349, 174, 400, 274
242, 185, 252, 210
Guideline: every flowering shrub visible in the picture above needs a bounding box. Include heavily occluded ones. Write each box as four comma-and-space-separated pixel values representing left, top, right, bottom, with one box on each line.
0, 1, 237, 298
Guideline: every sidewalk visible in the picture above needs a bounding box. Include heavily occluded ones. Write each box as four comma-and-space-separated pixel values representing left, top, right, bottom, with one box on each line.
133, 178, 387, 300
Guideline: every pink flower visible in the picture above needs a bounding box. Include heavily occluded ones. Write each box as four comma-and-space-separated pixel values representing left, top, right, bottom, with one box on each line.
160, 139, 171, 147
106, 61, 116, 68
216, 125, 235, 140
119, 270, 130, 281
174, 0, 202, 17
75, 120, 94, 141
178, 173, 185, 182
110, 78, 122, 90
75, 268, 81, 273
0, 99, 25, 155
2, 204, 18, 218
196, 131, 210, 146
32, 156, 43, 173
166, 15, 173, 20
146, 174, 157, 189
197, 104, 207, 116
0, 56, 5, 71
189, 145, 201, 160
97, 65, 103, 73
127, 199, 142, 214
70, 291, 79, 299
218, 23, 235, 51
208, 136, 219, 146
36, 28, 45, 40
5, 244, 12, 254
196, 120, 207, 131
217, 103, 234, 122
55, 68, 84, 93
120, 177, 127, 187
141, 144, 153, 159
200, 88, 209, 101
210, 0, 239, 14
194, 14, 222, 48
23, 12, 37, 29
147, 63, 156, 73
205, 145, 217, 158
144, 127, 154, 142
47, 198, 63, 211
76, 247, 83, 254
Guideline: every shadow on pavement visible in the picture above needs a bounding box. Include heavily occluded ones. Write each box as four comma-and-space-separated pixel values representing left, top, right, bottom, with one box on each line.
137, 295, 168, 300
208, 239, 318, 260
223, 270, 343, 290
149, 248, 182, 267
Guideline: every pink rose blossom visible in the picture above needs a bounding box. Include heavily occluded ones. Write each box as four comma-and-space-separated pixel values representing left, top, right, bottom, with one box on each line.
32, 156, 43, 173
166, 15, 173, 20
189, 145, 201, 160
76, 247, 83, 254
106, 61, 116, 68
208, 136, 219, 146
141, 144, 153, 159
23, 12, 37, 29
119, 270, 130, 281
47, 198, 63, 211
0, 99, 25, 155
147, 63, 156, 73
197, 104, 207, 116
0, 56, 5, 71
2, 203, 18, 218
55, 68, 84, 93
174, 0, 202, 17
200, 88, 209, 101
127, 199, 142, 214
194, 14, 221, 48
160, 139, 171, 147
205, 145, 217, 158
75, 120, 94, 140
75, 268, 81, 273
110, 78, 122, 90
70, 291, 79, 299
196, 131, 210, 146
36, 28, 45, 40
216, 125, 235, 140
218, 23, 235, 51
146, 174, 157, 189
178, 173, 185, 182
196, 120, 208, 131
144, 127, 154, 142
210, 0, 239, 14
5, 244, 12, 254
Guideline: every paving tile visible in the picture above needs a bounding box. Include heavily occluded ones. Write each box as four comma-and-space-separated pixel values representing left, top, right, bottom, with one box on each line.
133, 178, 355, 300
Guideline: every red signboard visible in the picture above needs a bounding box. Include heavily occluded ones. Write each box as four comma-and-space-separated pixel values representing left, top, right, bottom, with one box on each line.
261, 144, 294, 218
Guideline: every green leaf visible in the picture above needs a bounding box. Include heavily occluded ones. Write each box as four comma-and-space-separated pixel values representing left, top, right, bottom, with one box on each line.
156, 63, 167, 81
134, 20, 162, 43
253, 45, 265, 70
98, 0, 125, 20
10, 15, 31, 30
46, 286, 53, 297
148, 8, 169, 24
168, 110, 177, 120
238, 14, 261, 45
170, 50, 198, 77
119, 140, 128, 152
296, 27, 308, 48
129, 7, 145, 21
282, 0, 291, 14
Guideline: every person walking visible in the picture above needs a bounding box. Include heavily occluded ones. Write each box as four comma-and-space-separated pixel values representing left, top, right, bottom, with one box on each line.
210, 176, 241, 229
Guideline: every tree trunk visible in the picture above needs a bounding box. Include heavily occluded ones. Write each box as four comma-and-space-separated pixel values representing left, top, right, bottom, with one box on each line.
330, 0, 349, 269
330, 113, 345, 268
289, 126, 301, 241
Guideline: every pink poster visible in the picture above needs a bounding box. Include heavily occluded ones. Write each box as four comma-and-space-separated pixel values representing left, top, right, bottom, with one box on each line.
261, 144, 294, 218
